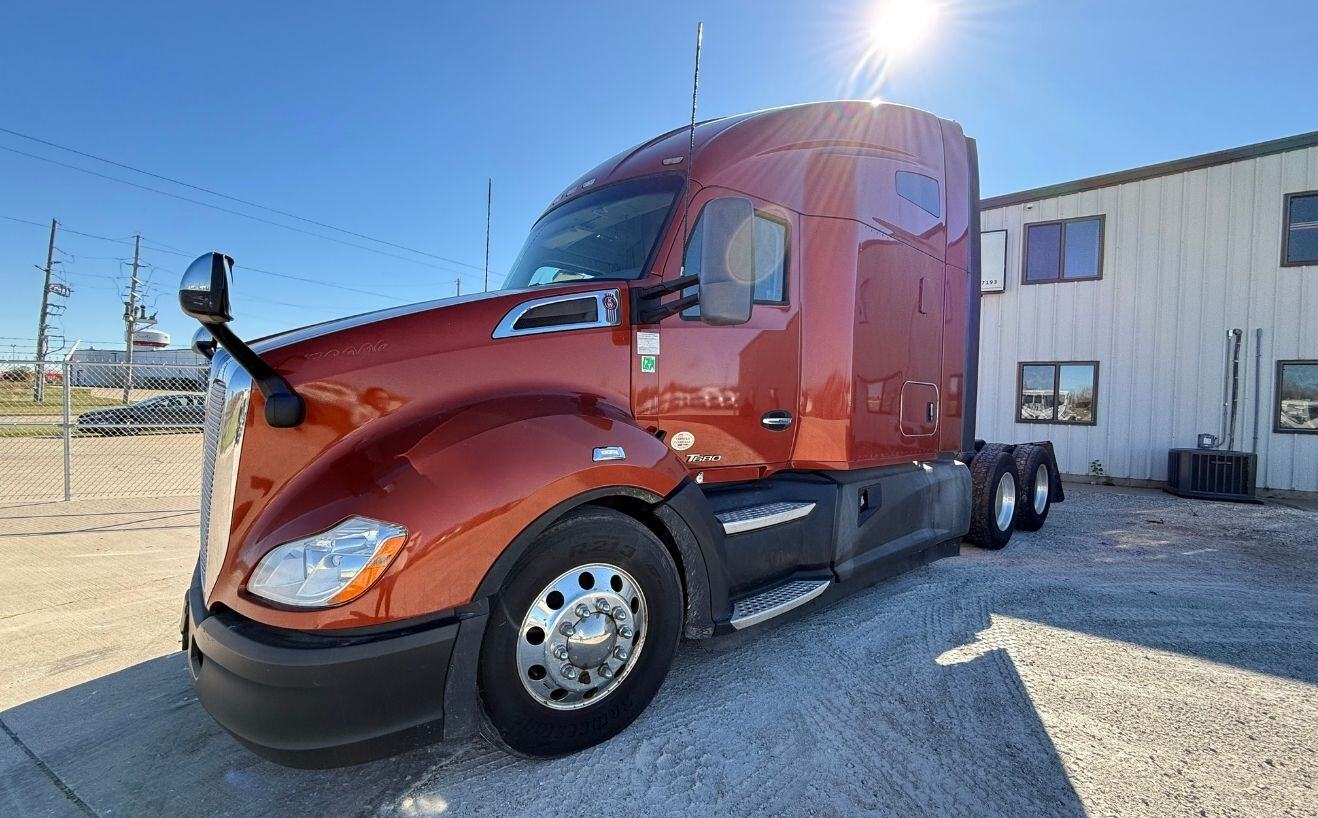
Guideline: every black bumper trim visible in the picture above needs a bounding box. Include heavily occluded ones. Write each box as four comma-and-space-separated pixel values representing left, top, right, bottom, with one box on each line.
183, 578, 483, 768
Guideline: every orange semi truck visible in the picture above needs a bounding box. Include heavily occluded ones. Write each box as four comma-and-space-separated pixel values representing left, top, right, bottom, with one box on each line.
178, 101, 1063, 766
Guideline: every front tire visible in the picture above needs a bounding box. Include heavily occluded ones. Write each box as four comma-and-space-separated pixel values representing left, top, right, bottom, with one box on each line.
478, 507, 683, 757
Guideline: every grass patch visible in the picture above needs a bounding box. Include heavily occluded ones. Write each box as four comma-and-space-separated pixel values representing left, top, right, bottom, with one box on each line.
0, 384, 125, 416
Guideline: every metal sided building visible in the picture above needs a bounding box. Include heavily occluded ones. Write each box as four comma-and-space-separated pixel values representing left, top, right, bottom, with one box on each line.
976, 131, 1318, 495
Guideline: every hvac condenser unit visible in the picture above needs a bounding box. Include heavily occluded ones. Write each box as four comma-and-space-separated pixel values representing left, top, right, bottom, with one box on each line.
1166, 449, 1259, 503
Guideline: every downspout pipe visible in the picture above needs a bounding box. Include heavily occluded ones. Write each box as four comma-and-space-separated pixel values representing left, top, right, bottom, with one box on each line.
1252, 328, 1263, 453
1224, 328, 1243, 451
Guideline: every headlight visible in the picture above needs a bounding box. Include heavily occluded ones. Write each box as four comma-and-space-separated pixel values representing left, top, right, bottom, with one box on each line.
247, 516, 408, 608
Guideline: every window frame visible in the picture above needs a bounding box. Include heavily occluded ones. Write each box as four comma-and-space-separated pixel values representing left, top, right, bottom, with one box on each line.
679, 204, 791, 320
1281, 191, 1318, 268
1015, 360, 1100, 426
1021, 215, 1106, 285
1273, 359, 1318, 435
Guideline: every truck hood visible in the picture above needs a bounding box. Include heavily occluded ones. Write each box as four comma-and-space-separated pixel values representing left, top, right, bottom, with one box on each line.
203, 278, 639, 628
250, 288, 515, 356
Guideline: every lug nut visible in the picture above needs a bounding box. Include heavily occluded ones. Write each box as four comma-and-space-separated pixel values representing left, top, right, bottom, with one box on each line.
553, 645, 569, 660
595, 598, 611, 612
560, 622, 576, 636
612, 608, 628, 622
575, 603, 591, 617
598, 665, 614, 679
561, 664, 579, 680
614, 647, 629, 661
619, 626, 633, 639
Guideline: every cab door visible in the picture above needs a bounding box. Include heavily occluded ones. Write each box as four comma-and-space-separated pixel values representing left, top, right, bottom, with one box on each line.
644, 189, 801, 476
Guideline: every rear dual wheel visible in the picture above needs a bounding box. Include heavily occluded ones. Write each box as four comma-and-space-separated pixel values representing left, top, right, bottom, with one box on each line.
968, 444, 1019, 549
1012, 444, 1057, 531
478, 507, 683, 757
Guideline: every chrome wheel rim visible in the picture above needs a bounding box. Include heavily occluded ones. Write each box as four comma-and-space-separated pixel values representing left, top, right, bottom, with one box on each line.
994, 470, 1017, 531
515, 563, 647, 711
1033, 463, 1050, 514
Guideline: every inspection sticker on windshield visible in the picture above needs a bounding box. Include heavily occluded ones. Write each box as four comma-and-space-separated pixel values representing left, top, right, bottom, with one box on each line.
636, 331, 660, 356
640, 355, 657, 373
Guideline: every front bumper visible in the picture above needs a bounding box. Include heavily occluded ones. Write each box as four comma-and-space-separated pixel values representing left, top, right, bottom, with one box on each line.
181, 574, 481, 768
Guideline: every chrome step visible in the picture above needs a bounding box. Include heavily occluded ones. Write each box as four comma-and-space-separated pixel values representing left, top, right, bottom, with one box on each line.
730, 579, 831, 630
715, 501, 815, 535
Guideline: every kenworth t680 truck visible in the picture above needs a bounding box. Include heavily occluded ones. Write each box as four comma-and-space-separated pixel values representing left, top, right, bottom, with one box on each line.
178, 101, 1063, 767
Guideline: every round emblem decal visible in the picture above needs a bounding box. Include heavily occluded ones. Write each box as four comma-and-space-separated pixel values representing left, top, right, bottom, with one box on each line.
670, 431, 695, 451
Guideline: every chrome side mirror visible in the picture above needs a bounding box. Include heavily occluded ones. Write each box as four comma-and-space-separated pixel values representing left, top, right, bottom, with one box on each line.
191, 326, 217, 360
179, 253, 233, 324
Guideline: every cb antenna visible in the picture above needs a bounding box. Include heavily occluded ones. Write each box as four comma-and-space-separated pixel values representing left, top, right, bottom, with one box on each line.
680, 21, 704, 255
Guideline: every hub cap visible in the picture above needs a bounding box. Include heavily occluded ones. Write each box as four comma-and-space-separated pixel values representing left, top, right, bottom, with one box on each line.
994, 470, 1017, 532
516, 563, 647, 710
1033, 463, 1050, 514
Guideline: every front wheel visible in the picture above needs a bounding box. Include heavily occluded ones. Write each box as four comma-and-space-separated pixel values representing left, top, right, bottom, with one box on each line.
478, 507, 683, 757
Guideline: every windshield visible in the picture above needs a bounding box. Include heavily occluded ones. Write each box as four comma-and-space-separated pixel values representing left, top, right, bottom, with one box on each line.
502, 175, 683, 289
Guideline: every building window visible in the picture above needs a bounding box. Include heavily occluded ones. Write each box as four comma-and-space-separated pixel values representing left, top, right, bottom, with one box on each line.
1282, 192, 1318, 266
896, 171, 940, 217
1024, 216, 1104, 283
682, 209, 789, 317
1018, 361, 1099, 425
1275, 361, 1318, 433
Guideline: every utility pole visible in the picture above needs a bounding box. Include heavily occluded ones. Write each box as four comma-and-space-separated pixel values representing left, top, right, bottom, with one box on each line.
455, 276, 462, 297
484, 177, 492, 292
121, 235, 155, 404
33, 219, 57, 402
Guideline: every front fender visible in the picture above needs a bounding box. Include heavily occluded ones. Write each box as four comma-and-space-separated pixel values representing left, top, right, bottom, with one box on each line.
216, 393, 688, 630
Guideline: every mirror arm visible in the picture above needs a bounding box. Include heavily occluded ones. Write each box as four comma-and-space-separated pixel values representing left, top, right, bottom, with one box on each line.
207, 323, 305, 428
632, 273, 699, 324
636, 272, 698, 299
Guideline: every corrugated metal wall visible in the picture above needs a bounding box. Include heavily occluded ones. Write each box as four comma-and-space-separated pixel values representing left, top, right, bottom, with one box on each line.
978, 145, 1318, 492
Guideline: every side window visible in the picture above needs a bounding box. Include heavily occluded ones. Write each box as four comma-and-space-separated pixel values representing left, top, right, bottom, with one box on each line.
682, 206, 789, 317
752, 215, 787, 303
896, 171, 940, 217
1024, 216, 1104, 283
1282, 192, 1318, 266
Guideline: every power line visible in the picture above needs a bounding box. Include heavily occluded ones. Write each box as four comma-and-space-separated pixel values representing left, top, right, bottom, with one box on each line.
3, 213, 411, 302
0, 125, 487, 273
0, 144, 482, 276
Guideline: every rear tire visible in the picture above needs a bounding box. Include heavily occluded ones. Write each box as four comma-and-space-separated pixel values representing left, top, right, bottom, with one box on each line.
1012, 444, 1056, 531
478, 507, 683, 757
967, 445, 1019, 550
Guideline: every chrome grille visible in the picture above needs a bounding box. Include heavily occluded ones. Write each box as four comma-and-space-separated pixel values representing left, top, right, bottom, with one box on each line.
196, 355, 252, 602
196, 375, 227, 586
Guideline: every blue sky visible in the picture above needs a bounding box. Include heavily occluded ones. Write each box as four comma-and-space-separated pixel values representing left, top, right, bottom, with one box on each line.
1, 0, 1313, 351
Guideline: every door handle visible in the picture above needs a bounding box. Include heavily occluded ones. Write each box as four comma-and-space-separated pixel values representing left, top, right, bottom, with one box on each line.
761, 410, 793, 430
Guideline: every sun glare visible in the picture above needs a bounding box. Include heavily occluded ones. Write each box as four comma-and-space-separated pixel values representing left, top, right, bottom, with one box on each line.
871, 0, 938, 58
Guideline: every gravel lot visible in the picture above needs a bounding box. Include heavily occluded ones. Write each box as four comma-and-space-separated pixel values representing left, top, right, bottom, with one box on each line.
2, 485, 1315, 817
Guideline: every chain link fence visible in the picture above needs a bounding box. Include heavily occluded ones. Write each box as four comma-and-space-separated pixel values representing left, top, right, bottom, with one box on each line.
0, 359, 209, 501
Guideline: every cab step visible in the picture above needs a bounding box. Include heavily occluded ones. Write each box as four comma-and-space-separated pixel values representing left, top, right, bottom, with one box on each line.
715, 501, 815, 535
729, 578, 831, 630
